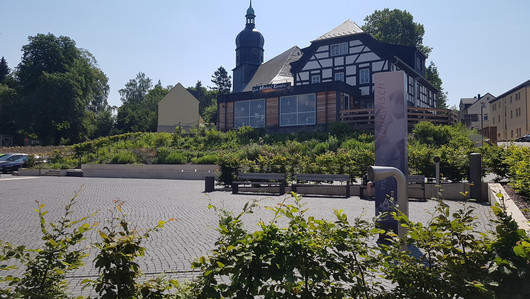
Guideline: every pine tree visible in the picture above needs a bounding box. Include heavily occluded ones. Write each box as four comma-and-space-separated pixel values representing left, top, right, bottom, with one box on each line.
0, 56, 10, 83
425, 62, 448, 109
211, 66, 231, 94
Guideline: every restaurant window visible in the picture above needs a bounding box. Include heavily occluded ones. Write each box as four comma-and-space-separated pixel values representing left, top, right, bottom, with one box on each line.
280, 94, 316, 126
234, 99, 265, 128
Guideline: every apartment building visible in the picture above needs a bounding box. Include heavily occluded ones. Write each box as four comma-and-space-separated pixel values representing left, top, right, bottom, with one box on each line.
489, 80, 530, 141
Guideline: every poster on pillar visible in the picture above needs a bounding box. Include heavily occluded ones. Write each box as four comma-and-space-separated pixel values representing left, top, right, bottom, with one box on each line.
373, 71, 408, 231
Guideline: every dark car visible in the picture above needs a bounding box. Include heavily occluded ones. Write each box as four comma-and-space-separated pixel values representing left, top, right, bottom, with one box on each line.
515, 134, 530, 142
0, 154, 28, 173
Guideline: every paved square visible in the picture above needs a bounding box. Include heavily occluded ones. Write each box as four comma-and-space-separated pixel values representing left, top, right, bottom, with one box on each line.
0, 176, 496, 295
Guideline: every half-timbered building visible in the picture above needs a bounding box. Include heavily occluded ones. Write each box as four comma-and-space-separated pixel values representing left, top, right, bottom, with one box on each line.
218, 4, 445, 131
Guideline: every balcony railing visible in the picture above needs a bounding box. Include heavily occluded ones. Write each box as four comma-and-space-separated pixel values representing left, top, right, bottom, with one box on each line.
339, 107, 457, 127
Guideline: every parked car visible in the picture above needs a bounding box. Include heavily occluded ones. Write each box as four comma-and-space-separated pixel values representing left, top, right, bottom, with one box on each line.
0, 153, 24, 162
515, 134, 530, 142
0, 154, 28, 173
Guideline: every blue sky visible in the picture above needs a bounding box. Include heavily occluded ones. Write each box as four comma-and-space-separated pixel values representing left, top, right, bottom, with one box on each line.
1, 0, 529, 109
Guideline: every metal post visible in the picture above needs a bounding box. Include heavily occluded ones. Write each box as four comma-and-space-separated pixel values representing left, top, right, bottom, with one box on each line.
481, 102, 485, 146
434, 156, 441, 199
368, 166, 408, 251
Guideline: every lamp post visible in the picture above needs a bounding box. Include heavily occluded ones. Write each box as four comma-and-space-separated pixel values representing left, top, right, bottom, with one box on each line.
481, 102, 485, 146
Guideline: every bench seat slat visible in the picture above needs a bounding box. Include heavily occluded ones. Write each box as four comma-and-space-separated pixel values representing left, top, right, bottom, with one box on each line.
232, 173, 286, 195
293, 173, 350, 198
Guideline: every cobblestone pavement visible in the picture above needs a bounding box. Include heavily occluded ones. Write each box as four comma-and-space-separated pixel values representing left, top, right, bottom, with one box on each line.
0, 176, 496, 296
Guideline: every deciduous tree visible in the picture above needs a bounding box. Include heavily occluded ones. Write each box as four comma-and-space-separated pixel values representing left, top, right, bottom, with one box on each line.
16, 33, 110, 144
362, 8, 432, 57
363, 9, 449, 108
115, 73, 169, 133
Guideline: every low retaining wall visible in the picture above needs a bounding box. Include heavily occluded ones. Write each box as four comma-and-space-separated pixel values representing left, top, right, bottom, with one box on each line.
488, 183, 530, 232
81, 164, 218, 180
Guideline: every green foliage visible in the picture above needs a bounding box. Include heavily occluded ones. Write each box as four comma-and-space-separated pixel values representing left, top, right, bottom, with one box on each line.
111, 150, 138, 164
115, 72, 168, 134
480, 143, 509, 182
0, 190, 94, 298
34, 122, 522, 188
191, 153, 218, 164
188, 80, 218, 119
210, 66, 231, 94
139, 274, 194, 299
425, 62, 448, 109
86, 201, 174, 298
216, 151, 241, 186
16, 33, 110, 145
0, 57, 10, 83
202, 99, 218, 125
483, 195, 530, 297
411, 121, 472, 147
409, 122, 475, 181
191, 193, 530, 298
385, 200, 492, 298
504, 146, 530, 196
0, 83, 20, 137
192, 194, 386, 298
362, 8, 431, 57
156, 148, 187, 164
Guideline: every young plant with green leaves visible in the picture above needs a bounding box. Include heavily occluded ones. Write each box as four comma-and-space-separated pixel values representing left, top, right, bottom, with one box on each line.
85, 200, 174, 298
0, 190, 94, 298
191, 193, 386, 298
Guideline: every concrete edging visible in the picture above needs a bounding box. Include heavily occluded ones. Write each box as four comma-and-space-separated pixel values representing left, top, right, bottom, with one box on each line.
488, 183, 530, 232
81, 164, 218, 180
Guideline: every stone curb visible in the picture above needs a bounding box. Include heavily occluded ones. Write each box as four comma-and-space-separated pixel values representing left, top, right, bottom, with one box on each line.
488, 183, 530, 232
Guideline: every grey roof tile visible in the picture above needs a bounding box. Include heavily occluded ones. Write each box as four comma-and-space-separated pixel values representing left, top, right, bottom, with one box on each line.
242, 46, 303, 92
313, 19, 363, 41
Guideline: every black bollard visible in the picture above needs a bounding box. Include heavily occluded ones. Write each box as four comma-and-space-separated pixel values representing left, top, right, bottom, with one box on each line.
205, 176, 215, 193
469, 153, 483, 202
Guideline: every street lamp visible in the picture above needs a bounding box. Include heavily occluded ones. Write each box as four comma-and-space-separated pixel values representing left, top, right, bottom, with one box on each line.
481, 101, 485, 146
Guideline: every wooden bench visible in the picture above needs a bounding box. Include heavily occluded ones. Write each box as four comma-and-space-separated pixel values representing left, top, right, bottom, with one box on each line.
408, 175, 426, 201
232, 173, 286, 195
292, 174, 350, 198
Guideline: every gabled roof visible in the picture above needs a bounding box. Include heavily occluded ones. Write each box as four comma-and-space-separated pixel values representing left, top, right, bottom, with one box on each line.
490, 80, 530, 103
160, 83, 198, 105
289, 20, 437, 92
313, 19, 364, 41
242, 46, 303, 92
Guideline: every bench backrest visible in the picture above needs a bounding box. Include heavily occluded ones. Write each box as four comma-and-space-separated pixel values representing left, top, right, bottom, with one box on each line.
408, 175, 426, 184
237, 173, 285, 181
295, 173, 350, 181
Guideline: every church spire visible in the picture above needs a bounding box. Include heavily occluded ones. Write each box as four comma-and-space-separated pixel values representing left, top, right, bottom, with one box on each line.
233, 0, 265, 92
245, 0, 255, 27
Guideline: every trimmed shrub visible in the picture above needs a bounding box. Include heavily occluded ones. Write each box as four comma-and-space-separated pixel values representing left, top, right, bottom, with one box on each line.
110, 151, 137, 164
191, 154, 218, 164
156, 147, 187, 164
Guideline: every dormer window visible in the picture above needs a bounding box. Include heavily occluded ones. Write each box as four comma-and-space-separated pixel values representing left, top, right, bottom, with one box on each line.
330, 42, 348, 56
416, 55, 424, 71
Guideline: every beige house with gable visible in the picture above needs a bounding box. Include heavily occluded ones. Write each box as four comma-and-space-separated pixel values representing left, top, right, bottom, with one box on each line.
489, 80, 530, 141
157, 83, 200, 132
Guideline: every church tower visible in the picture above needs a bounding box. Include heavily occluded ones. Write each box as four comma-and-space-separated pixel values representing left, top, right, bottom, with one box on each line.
233, 1, 264, 92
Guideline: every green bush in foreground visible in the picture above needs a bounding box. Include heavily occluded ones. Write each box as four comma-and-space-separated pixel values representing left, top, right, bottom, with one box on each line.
0, 190, 95, 298
192, 193, 530, 298
1, 191, 529, 298
85, 200, 174, 298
